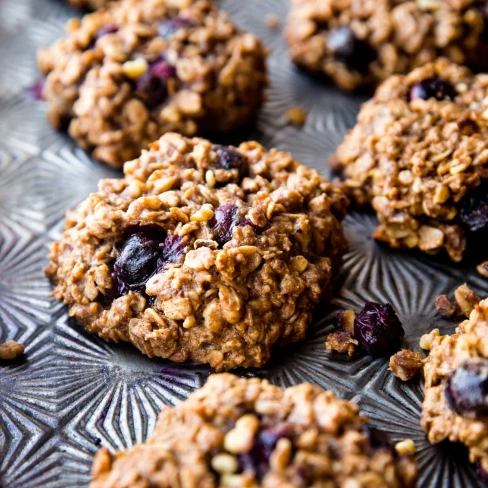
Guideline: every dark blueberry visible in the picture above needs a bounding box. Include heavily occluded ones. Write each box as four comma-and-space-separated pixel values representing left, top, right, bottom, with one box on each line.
113, 229, 165, 294
458, 182, 488, 233
213, 146, 249, 181
25, 80, 45, 101
328, 26, 376, 73
354, 302, 404, 356
238, 425, 293, 481
95, 24, 118, 40
445, 359, 488, 419
362, 425, 395, 454
408, 77, 457, 102
135, 60, 176, 107
160, 234, 185, 267
158, 17, 192, 40
212, 203, 239, 247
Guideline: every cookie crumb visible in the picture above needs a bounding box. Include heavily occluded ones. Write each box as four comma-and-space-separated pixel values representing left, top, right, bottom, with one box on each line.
337, 309, 355, 333
454, 283, 480, 318
477, 261, 488, 278
395, 439, 416, 456
286, 107, 307, 126
435, 294, 456, 318
325, 330, 358, 356
0, 341, 25, 360
419, 329, 440, 351
266, 14, 280, 30
389, 349, 423, 381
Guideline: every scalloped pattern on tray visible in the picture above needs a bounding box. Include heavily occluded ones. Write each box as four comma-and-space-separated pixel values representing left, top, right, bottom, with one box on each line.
0, 0, 487, 487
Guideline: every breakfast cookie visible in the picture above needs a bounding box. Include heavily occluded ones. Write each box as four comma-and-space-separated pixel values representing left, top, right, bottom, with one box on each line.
46, 133, 349, 371
331, 59, 488, 261
90, 373, 418, 487
38, 0, 267, 168
286, 0, 488, 92
422, 296, 488, 477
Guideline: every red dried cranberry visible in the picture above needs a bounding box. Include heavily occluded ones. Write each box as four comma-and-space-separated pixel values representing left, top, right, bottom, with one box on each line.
354, 302, 404, 356
328, 27, 376, 74
135, 60, 177, 108
25, 80, 45, 100
212, 146, 249, 184
160, 234, 185, 267
458, 182, 488, 233
212, 203, 239, 247
408, 78, 457, 102
158, 17, 192, 40
445, 359, 488, 419
238, 425, 293, 481
113, 229, 165, 294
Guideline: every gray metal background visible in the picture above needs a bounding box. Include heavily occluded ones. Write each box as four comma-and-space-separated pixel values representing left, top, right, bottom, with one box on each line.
0, 0, 487, 486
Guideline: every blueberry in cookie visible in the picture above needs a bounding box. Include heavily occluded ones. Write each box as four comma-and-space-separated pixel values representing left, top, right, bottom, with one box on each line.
38, 0, 268, 167
90, 374, 418, 487
46, 133, 349, 371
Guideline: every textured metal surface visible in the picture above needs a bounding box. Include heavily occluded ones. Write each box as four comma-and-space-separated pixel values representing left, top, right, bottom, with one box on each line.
0, 0, 487, 486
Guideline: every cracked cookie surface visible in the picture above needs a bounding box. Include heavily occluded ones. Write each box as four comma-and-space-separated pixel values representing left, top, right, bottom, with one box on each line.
422, 296, 488, 476
90, 373, 418, 487
332, 59, 488, 261
286, 0, 488, 92
46, 133, 348, 371
38, 0, 267, 167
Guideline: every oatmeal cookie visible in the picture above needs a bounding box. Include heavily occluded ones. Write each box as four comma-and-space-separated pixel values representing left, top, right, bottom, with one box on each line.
286, 0, 488, 92
90, 373, 418, 487
38, 0, 267, 168
46, 133, 348, 371
68, 0, 111, 10
332, 59, 488, 261
422, 296, 488, 476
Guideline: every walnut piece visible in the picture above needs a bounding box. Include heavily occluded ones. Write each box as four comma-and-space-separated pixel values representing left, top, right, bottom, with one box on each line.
325, 330, 358, 356
0, 341, 25, 360
454, 283, 480, 318
435, 295, 455, 318
389, 349, 423, 381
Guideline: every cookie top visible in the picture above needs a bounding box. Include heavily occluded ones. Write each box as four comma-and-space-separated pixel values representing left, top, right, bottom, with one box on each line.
332, 59, 488, 261
422, 296, 488, 475
38, 0, 267, 166
46, 133, 348, 371
286, 0, 488, 91
90, 373, 418, 487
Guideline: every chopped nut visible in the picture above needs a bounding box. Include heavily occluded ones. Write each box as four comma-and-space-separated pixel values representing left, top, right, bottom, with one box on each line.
0, 341, 25, 360
419, 329, 440, 350
418, 225, 444, 251
325, 330, 358, 356
121, 58, 148, 79
395, 439, 416, 456
435, 295, 455, 318
337, 309, 356, 334
224, 414, 259, 454
210, 453, 239, 474
266, 14, 281, 30
454, 283, 480, 318
389, 349, 423, 381
286, 107, 307, 126
477, 261, 488, 278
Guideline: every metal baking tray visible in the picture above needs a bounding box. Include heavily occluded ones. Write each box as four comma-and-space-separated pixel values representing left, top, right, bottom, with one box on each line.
1, 0, 487, 486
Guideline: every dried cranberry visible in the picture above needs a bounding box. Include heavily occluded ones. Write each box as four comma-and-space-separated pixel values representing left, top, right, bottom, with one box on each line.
328, 27, 376, 73
160, 234, 185, 267
458, 182, 488, 233
212, 203, 239, 247
136, 60, 177, 107
213, 146, 249, 181
25, 80, 44, 101
95, 24, 118, 40
238, 425, 293, 481
158, 17, 192, 40
445, 359, 488, 419
354, 302, 404, 356
113, 229, 165, 294
408, 78, 457, 102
